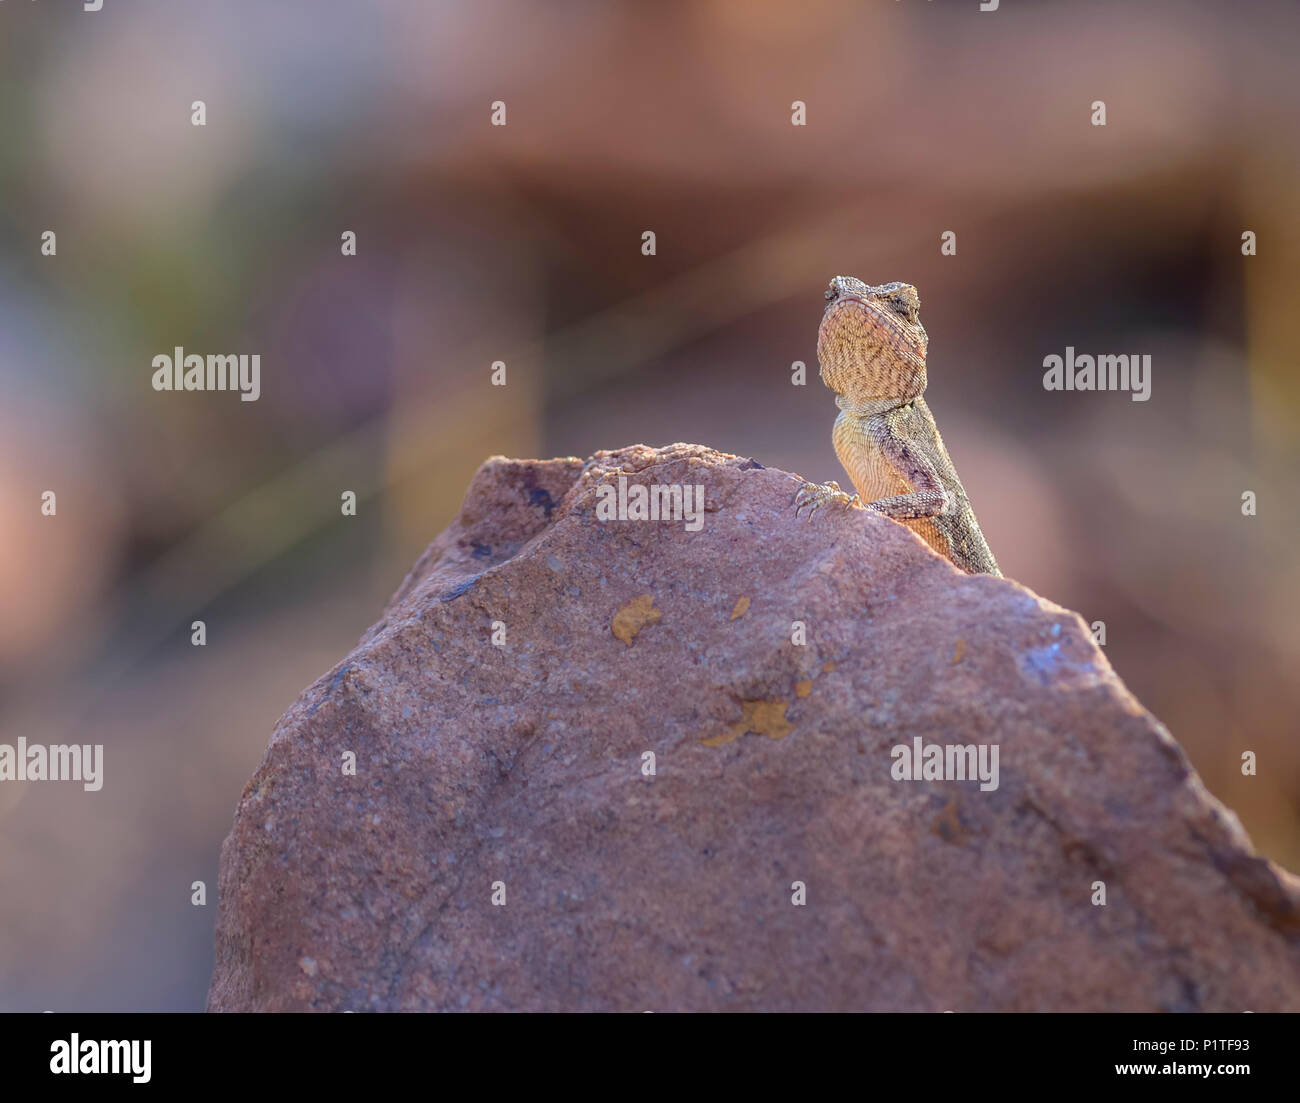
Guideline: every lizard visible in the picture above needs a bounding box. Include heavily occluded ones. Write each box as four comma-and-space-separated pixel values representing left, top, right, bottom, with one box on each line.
793, 275, 1002, 576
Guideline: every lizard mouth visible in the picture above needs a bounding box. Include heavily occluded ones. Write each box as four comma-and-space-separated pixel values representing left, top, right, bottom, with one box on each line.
825, 291, 869, 311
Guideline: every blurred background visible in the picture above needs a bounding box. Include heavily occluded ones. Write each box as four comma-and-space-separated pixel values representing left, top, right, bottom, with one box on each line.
1, 0, 1297, 1010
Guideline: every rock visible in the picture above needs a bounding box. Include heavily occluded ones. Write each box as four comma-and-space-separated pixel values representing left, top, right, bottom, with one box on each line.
206, 444, 1300, 1011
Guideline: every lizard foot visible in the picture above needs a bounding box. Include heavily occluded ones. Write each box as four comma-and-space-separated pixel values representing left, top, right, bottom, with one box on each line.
793, 480, 860, 518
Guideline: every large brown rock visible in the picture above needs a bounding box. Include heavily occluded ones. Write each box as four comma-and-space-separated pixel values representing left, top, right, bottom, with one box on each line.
207, 444, 1300, 1011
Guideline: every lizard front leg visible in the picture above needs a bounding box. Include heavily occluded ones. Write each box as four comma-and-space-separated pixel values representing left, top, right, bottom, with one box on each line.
860, 417, 950, 519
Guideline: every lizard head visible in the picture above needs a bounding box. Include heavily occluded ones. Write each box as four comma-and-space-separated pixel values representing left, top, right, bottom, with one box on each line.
817, 276, 928, 409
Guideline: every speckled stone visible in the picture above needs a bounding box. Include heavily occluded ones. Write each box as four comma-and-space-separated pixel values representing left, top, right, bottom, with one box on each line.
207, 444, 1300, 1011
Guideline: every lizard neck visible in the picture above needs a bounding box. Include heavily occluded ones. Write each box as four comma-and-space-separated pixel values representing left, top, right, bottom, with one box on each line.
834, 394, 913, 417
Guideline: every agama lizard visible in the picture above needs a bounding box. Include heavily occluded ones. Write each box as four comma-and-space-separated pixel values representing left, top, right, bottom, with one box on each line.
794, 275, 1001, 576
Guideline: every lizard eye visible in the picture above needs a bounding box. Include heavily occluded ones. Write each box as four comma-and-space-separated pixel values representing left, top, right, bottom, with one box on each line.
824, 287, 837, 302
886, 287, 920, 322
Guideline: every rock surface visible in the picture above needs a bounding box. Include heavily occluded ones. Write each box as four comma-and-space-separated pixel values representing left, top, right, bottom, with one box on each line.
207, 444, 1300, 1011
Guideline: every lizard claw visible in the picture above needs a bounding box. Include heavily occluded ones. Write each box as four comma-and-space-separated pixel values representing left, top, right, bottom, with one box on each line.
793, 480, 860, 518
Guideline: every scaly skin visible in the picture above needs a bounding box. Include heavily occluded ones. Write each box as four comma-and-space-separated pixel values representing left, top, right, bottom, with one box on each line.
794, 276, 1001, 576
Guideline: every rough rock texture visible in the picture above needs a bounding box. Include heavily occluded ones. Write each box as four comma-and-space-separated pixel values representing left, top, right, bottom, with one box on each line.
207, 444, 1300, 1012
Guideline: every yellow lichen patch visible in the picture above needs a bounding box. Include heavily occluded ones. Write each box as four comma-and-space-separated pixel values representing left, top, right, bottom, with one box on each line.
612, 594, 661, 645
701, 698, 794, 747
951, 638, 967, 664
729, 596, 751, 620
932, 798, 971, 846
821, 660, 836, 674
794, 680, 812, 698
